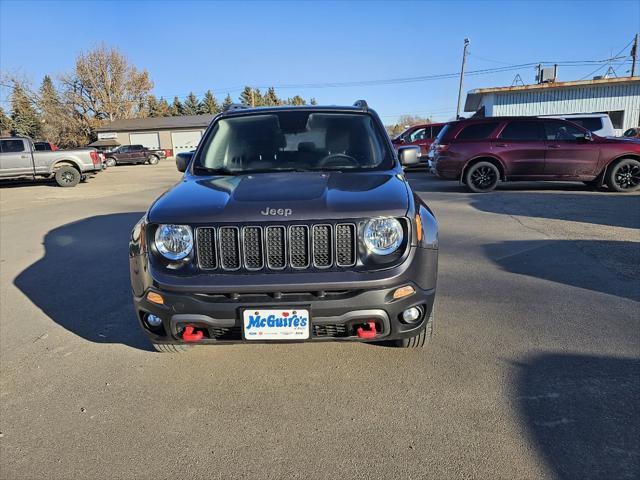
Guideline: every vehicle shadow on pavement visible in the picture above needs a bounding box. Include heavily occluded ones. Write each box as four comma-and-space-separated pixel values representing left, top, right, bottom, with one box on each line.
483, 240, 640, 302
470, 189, 640, 229
516, 353, 640, 480
14, 212, 153, 351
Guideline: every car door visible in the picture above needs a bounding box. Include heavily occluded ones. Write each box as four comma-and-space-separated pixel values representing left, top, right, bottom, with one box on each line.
404, 127, 428, 156
542, 121, 600, 177
493, 120, 546, 176
0, 139, 34, 177
130, 145, 145, 162
117, 146, 131, 163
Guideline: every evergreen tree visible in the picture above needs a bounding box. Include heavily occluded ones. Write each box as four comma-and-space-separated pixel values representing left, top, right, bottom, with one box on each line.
253, 88, 264, 106
199, 90, 220, 114
310, 98, 317, 106
0, 106, 13, 135
239, 86, 255, 106
182, 92, 201, 116
39, 75, 63, 142
170, 96, 184, 116
10, 82, 41, 138
156, 97, 171, 117
222, 93, 233, 110
146, 94, 160, 117
286, 95, 306, 106
263, 87, 281, 106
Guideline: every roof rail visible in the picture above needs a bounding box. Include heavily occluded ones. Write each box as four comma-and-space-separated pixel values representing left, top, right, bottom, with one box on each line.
223, 103, 250, 113
353, 100, 368, 111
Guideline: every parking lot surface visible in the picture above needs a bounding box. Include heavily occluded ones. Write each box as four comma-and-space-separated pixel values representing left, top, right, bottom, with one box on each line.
1, 163, 639, 479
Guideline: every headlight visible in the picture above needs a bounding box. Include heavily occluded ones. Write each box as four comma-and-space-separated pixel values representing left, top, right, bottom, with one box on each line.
154, 224, 193, 260
363, 217, 403, 255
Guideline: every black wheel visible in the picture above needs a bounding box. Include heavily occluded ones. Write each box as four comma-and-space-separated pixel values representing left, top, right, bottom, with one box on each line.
152, 343, 192, 353
105, 158, 116, 167
54, 165, 81, 187
148, 155, 159, 165
606, 158, 640, 192
464, 161, 500, 193
392, 310, 434, 348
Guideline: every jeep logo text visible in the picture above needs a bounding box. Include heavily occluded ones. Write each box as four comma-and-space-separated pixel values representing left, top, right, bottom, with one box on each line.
260, 207, 292, 217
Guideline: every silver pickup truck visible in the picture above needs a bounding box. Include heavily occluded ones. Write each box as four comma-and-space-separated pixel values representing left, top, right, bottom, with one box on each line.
0, 136, 102, 187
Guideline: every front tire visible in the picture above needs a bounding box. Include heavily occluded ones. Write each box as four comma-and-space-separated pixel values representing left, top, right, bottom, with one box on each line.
392, 310, 434, 348
464, 161, 500, 193
54, 166, 81, 187
152, 343, 192, 353
606, 158, 640, 192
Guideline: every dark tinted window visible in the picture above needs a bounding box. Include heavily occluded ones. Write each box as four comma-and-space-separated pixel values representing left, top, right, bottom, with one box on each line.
543, 121, 586, 141
431, 125, 444, 138
607, 111, 624, 129
564, 117, 602, 132
456, 122, 499, 140
196, 111, 393, 173
0, 139, 25, 153
499, 121, 543, 141
33, 141, 52, 151
130, 145, 144, 151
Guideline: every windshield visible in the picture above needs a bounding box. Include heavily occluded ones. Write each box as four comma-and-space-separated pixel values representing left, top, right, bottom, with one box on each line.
194, 111, 393, 174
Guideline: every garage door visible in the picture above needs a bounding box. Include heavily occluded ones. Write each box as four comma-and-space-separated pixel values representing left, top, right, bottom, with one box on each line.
171, 131, 202, 156
129, 132, 160, 149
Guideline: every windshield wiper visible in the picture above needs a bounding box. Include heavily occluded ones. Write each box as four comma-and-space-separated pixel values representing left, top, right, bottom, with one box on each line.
193, 166, 237, 175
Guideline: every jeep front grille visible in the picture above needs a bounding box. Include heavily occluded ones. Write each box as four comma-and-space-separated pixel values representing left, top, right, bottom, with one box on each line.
196, 223, 357, 271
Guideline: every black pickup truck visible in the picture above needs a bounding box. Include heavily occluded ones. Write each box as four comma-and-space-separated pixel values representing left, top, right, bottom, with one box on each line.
105, 144, 165, 167
129, 101, 438, 352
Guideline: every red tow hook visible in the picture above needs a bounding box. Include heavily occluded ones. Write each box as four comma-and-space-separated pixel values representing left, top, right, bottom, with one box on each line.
182, 325, 204, 342
356, 321, 377, 339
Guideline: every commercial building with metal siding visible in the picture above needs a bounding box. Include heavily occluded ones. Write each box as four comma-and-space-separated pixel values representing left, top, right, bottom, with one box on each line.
465, 76, 640, 136
94, 114, 215, 157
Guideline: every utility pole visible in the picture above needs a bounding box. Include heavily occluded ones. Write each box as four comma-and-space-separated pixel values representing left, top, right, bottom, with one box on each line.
456, 38, 470, 120
631, 33, 639, 77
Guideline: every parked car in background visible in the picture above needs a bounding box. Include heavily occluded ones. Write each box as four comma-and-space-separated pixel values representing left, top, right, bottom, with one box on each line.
33, 141, 59, 151
623, 127, 640, 139
429, 117, 640, 193
0, 137, 102, 187
540, 113, 615, 137
391, 123, 446, 167
104, 144, 166, 167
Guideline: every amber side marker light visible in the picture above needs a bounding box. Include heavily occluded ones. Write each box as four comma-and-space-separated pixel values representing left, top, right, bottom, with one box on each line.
415, 214, 423, 242
392, 285, 415, 300
147, 292, 164, 305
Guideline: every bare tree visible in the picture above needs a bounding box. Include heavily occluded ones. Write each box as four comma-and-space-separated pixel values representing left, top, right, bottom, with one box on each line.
60, 45, 153, 122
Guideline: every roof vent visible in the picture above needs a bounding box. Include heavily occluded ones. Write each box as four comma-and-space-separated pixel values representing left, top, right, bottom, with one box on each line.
536, 65, 558, 84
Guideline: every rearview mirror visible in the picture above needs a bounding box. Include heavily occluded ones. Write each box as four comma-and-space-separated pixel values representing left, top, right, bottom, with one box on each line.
175, 151, 193, 172
398, 146, 420, 166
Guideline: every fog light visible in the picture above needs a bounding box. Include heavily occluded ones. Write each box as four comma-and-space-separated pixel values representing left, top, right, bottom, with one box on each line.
146, 314, 162, 327
402, 307, 422, 324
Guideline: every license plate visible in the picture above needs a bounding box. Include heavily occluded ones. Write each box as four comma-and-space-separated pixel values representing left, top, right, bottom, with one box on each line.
242, 308, 310, 340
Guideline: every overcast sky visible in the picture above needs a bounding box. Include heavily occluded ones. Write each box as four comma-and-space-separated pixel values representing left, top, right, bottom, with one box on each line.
1, 0, 638, 122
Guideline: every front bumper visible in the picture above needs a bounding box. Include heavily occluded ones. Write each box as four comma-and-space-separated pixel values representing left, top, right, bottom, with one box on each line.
131, 246, 437, 345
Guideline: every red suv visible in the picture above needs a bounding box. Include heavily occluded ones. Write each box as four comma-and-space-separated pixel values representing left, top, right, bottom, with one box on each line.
429, 117, 640, 192
392, 123, 447, 166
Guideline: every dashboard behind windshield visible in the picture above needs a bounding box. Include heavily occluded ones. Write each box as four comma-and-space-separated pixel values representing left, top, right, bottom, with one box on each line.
194, 111, 393, 174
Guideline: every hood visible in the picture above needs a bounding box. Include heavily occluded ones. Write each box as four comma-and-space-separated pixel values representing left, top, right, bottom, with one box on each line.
148, 171, 410, 224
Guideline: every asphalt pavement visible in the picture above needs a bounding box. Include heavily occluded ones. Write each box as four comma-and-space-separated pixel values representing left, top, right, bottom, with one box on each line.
1, 163, 638, 479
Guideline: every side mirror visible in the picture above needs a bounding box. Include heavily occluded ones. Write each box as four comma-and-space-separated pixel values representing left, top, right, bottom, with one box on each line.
175, 151, 193, 172
584, 131, 593, 141
398, 146, 420, 166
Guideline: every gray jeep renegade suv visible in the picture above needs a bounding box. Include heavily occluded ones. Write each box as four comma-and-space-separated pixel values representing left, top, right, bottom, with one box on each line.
129, 101, 438, 351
